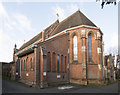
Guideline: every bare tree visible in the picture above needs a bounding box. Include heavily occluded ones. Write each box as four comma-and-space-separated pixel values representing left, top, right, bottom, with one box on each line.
108, 47, 118, 56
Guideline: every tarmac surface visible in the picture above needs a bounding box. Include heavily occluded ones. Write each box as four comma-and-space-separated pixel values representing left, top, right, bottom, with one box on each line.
2, 79, 119, 93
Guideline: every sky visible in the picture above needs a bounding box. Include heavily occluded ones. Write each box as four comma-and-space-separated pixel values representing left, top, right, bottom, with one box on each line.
0, 0, 119, 62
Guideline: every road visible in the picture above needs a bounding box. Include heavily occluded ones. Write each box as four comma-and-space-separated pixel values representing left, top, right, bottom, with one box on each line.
2, 79, 119, 93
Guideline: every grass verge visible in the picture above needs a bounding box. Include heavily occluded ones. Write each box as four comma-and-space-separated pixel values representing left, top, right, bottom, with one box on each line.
2, 76, 11, 80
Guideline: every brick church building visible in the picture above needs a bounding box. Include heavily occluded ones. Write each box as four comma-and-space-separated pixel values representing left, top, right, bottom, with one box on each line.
13, 10, 104, 88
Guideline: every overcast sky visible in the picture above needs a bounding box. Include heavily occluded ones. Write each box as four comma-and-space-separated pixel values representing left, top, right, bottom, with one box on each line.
0, 0, 118, 62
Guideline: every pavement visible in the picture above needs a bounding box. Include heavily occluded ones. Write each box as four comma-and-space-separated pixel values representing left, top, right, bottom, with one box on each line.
2, 79, 119, 93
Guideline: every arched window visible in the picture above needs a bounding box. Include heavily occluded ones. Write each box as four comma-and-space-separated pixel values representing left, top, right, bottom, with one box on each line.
24, 60, 26, 70
61, 55, 63, 72
47, 52, 51, 72
26, 58, 28, 70
73, 35, 77, 60
30, 58, 32, 70
57, 55, 59, 73
65, 56, 67, 73
52, 52, 56, 72
88, 34, 92, 62
21, 60, 23, 70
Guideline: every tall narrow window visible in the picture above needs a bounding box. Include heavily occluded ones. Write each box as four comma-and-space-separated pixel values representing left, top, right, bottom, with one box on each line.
26, 58, 28, 70
52, 52, 56, 72
65, 56, 67, 73
61, 55, 63, 72
88, 34, 92, 62
24, 60, 26, 70
57, 55, 59, 73
73, 36, 77, 60
21, 60, 23, 70
47, 52, 51, 72
30, 58, 32, 70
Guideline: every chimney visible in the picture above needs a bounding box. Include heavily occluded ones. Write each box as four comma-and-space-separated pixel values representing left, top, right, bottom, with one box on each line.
13, 44, 17, 61
42, 31, 45, 41
14, 44, 17, 54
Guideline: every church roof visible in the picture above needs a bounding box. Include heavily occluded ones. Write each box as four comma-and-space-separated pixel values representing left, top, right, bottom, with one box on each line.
18, 10, 97, 51
19, 20, 59, 50
50, 10, 97, 36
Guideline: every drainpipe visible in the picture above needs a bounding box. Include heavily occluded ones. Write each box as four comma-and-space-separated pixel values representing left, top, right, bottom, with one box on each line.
85, 37, 88, 84
68, 36, 70, 84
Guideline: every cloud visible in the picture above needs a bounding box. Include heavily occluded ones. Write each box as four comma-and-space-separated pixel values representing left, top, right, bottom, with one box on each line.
0, 29, 14, 62
52, 4, 79, 21
52, 4, 118, 55
0, 2, 35, 62
14, 13, 35, 32
67, 4, 79, 13
104, 33, 118, 55
0, 2, 9, 19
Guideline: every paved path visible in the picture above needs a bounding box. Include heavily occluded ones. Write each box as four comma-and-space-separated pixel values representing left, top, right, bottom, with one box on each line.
2, 79, 119, 93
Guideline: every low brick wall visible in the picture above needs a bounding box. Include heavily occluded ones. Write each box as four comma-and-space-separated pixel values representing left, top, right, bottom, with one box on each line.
19, 79, 35, 86
70, 78, 104, 85
70, 78, 87, 85
47, 72, 69, 84
87, 79, 104, 84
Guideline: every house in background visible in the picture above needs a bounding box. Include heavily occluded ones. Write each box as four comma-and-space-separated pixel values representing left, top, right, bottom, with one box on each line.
13, 10, 104, 88
104, 54, 116, 81
1, 62, 15, 79
116, 54, 120, 79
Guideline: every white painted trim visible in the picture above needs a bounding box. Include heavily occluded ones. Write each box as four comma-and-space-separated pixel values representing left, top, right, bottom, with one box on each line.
70, 30, 81, 39
15, 39, 41, 56
16, 44, 38, 56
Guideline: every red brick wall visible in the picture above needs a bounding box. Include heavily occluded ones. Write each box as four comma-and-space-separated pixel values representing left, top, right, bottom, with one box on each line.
21, 53, 35, 83
69, 26, 103, 83
87, 64, 100, 79
69, 64, 82, 79
69, 27, 102, 64
18, 33, 69, 85
16, 26, 103, 86
38, 33, 69, 83
47, 72, 68, 84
